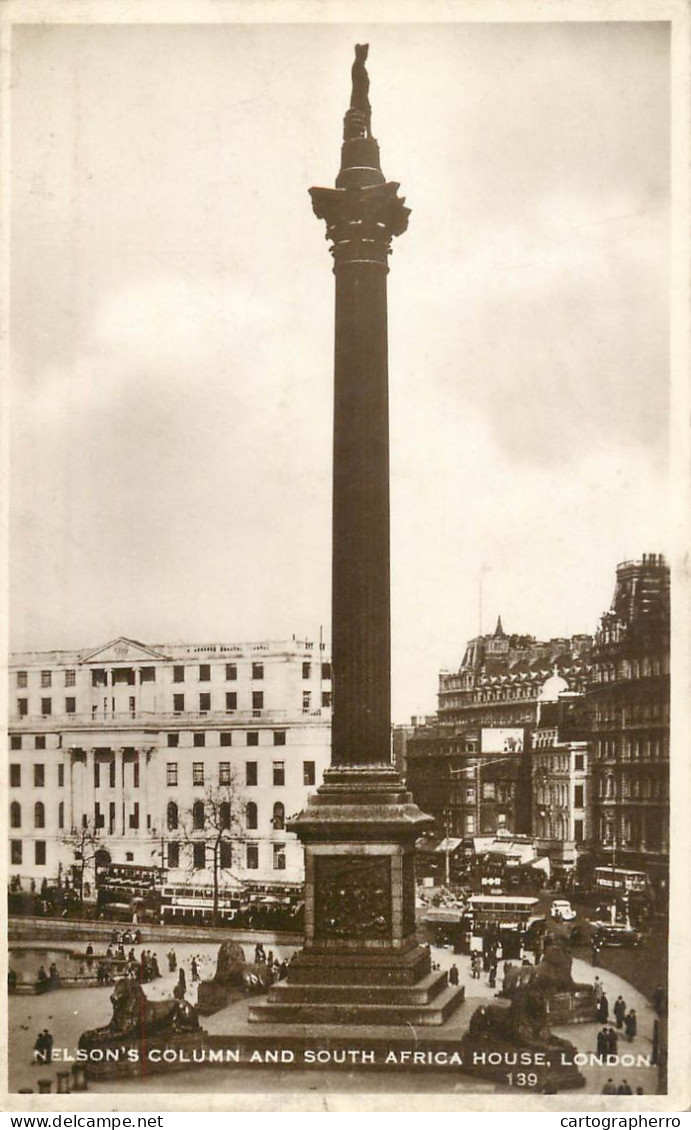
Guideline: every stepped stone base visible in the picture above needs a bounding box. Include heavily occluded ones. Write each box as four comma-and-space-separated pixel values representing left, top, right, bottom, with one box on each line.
250, 982, 465, 1027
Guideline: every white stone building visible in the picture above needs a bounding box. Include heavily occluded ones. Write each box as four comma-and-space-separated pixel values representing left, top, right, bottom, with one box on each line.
7, 636, 331, 894
531, 673, 591, 869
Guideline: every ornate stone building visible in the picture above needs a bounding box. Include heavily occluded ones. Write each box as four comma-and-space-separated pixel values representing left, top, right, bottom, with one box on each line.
7, 635, 331, 890
587, 555, 670, 890
531, 674, 591, 870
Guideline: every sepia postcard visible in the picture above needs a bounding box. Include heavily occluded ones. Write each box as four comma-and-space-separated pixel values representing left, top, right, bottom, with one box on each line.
2, 0, 690, 1115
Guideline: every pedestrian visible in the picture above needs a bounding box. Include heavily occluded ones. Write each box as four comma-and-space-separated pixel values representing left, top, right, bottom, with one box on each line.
624, 1009, 637, 1042
617, 1080, 633, 1095
449, 963, 459, 986
191, 957, 200, 982
606, 1027, 618, 1056
601, 1079, 617, 1095
614, 995, 626, 1028
591, 940, 601, 967
593, 976, 603, 1002
597, 991, 609, 1023
42, 1030, 53, 1063
151, 953, 161, 979
33, 1032, 47, 1065
49, 962, 60, 985
596, 1028, 608, 1057
488, 962, 497, 989
168, 949, 177, 973
85, 944, 94, 970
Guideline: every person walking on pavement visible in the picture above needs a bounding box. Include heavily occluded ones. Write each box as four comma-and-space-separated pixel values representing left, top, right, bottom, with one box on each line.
606, 1027, 618, 1057
191, 956, 200, 983
449, 963, 459, 986
601, 1079, 617, 1095
617, 1080, 633, 1095
596, 1027, 608, 1057
593, 976, 603, 1002
614, 995, 626, 1029
624, 1009, 637, 1042
597, 991, 609, 1023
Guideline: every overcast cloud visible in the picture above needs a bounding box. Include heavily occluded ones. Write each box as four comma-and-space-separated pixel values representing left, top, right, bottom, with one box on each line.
10, 20, 670, 719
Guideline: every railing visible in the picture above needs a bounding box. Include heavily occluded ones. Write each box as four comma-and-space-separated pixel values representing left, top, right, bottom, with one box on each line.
9, 707, 330, 727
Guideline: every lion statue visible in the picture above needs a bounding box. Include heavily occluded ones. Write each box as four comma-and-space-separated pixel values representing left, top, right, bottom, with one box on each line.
467, 986, 574, 1052
79, 978, 199, 1047
196, 941, 274, 1016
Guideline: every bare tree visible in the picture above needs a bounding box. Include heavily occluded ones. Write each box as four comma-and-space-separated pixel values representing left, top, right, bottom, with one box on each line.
174, 771, 246, 927
61, 817, 104, 906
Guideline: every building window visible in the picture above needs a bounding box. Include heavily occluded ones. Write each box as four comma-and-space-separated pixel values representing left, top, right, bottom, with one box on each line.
194, 732, 206, 748
574, 818, 584, 843
252, 691, 264, 712
273, 843, 286, 871
58, 765, 64, 788
17, 700, 28, 717
246, 801, 258, 829
199, 664, 211, 682
226, 664, 237, 681
273, 730, 286, 746
272, 802, 285, 831
10, 764, 21, 787
92, 669, 107, 687
17, 670, 28, 688
302, 691, 311, 711
94, 762, 101, 789
140, 667, 156, 683
35, 841, 46, 866
167, 841, 180, 868
199, 693, 211, 712
220, 733, 232, 747
129, 803, 140, 829
167, 801, 179, 831
273, 761, 285, 787
10, 801, 21, 828
167, 762, 178, 786
34, 736, 46, 750
34, 801, 45, 829
303, 761, 316, 786
322, 661, 332, 679
58, 801, 64, 829
64, 669, 76, 687
11, 840, 22, 865
220, 802, 231, 830
246, 762, 258, 787
95, 803, 105, 829
133, 762, 140, 789
219, 762, 231, 785
167, 733, 179, 748
481, 782, 495, 800
321, 692, 332, 708
574, 753, 584, 771
251, 662, 264, 680
41, 671, 52, 688
173, 666, 185, 683
11, 735, 22, 750
574, 784, 584, 808
246, 843, 259, 869
226, 692, 237, 712
173, 694, 185, 713
65, 697, 76, 714
193, 842, 206, 869
302, 662, 311, 679
465, 814, 476, 835
41, 698, 52, 716
193, 762, 205, 786
220, 840, 232, 869
34, 764, 45, 788
247, 732, 259, 747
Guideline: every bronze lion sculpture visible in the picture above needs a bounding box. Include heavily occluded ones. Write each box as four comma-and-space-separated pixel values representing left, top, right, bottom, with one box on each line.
80, 977, 199, 1047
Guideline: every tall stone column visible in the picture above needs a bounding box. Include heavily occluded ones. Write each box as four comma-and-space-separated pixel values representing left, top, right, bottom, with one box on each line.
251, 48, 462, 1027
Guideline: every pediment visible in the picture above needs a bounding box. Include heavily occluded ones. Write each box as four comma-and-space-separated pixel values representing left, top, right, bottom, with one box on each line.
82, 637, 170, 664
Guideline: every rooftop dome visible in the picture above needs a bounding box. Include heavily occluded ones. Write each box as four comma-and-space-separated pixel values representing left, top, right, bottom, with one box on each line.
538, 670, 569, 702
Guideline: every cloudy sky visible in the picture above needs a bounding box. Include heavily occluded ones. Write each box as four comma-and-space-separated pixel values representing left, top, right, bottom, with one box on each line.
10, 18, 670, 720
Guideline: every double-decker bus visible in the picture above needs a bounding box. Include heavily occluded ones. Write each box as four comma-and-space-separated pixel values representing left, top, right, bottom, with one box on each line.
466, 894, 545, 958
594, 867, 647, 894
159, 884, 243, 925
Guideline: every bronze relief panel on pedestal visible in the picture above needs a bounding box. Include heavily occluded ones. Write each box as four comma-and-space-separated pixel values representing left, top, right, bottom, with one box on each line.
314, 855, 392, 941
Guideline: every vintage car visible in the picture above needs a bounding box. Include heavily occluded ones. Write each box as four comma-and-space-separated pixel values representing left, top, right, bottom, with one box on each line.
590, 921, 643, 948
550, 899, 577, 921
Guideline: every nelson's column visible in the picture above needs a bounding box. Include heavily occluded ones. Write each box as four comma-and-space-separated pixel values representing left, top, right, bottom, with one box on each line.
251, 46, 464, 1026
